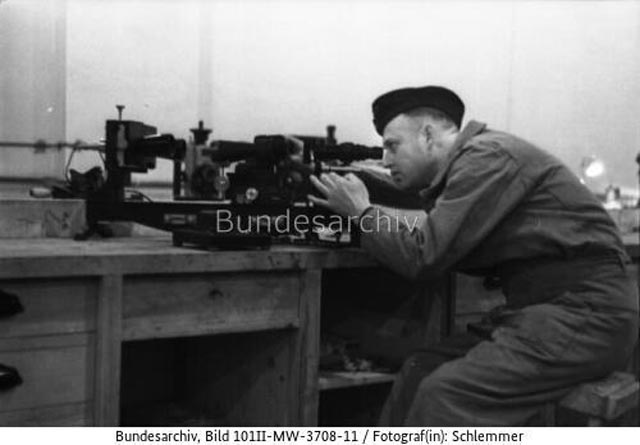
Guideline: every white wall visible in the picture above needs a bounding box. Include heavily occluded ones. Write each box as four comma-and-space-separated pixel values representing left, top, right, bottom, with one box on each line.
3, 0, 640, 191
204, 0, 515, 143
509, 1, 640, 192
0, 0, 66, 178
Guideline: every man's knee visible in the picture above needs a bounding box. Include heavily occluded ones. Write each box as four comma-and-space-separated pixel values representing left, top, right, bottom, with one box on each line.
416, 362, 458, 401
404, 362, 465, 425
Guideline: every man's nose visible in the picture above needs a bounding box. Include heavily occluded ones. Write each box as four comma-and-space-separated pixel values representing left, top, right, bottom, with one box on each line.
382, 150, 393, 168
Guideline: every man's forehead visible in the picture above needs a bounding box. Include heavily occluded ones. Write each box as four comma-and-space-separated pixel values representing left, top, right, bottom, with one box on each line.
382, 114, 414, 139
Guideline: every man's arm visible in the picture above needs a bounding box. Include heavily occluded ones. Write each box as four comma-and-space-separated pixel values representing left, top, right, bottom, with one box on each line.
359, 144, 532, 280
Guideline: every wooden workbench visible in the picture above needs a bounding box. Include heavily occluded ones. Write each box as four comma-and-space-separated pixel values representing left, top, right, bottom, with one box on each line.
0, 237, 449, 426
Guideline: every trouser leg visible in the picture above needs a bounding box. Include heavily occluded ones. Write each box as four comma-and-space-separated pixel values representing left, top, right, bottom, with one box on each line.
405, 300, 637, 426
381, 296, 637, 426
378, 333, 483, 426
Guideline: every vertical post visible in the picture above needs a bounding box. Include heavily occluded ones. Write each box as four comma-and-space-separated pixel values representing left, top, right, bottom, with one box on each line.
297, 268, 322, 426
94, 273, 123, 426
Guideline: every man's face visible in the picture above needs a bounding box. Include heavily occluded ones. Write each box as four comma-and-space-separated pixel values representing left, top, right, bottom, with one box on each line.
382, 114, 439, 190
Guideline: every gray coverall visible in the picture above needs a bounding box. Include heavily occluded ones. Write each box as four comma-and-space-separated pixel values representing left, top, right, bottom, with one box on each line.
359, 121, 639, 426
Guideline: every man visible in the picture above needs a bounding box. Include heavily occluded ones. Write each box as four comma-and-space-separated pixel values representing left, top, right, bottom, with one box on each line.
308, 86, 639, 426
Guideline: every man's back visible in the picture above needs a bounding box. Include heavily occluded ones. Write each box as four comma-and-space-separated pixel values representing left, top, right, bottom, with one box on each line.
451, 125, 626, 274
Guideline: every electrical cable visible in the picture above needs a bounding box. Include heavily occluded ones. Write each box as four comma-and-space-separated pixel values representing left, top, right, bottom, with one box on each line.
125, 189, 154, 202
64, 147, 78, 183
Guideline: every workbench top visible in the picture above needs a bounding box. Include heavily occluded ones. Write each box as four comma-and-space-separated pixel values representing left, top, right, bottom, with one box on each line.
0, 236, 380, 278
2, 233, 638, 279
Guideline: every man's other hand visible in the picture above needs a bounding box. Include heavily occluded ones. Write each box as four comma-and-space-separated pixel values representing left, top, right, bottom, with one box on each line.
308, 172, 371, 218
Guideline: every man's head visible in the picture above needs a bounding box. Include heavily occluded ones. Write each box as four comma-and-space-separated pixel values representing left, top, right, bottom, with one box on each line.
372, 86, 464, 190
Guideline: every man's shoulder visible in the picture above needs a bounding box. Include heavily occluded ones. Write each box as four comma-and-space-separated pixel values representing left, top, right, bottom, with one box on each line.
464, 128, 561, 168
467, 128, 537, 151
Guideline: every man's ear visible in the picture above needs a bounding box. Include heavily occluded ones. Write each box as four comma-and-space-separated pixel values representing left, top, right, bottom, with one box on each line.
422, 123, 434, 145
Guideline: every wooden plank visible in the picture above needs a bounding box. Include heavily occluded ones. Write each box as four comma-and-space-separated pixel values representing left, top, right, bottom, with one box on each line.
0, 277, 98, 338
127, 320, 299, 340
94, 274, 122, 426
0, 402, 92, 426
0, 334, 95, 414
0, 238, 378, 278
0, 233, 636, 277
559, 372, 640, 420
0, 332, 91, 352
0, 199, 85, 239
318, 371, 396, 391
298, 269, 321, 426
122, 272, 299, 340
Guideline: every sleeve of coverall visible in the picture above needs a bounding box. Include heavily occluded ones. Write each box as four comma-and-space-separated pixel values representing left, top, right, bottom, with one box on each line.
359, 143, 531, 280
355, 168, 425, 210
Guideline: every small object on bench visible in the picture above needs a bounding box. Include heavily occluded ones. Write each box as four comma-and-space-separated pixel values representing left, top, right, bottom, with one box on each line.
544, 371, 639, 426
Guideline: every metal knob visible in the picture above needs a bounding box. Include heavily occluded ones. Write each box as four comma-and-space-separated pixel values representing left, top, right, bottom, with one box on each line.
0, 289, 24, 318
0, 364, 23, 391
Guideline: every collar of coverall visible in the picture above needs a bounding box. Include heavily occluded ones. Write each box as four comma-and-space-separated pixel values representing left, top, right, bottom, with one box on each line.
418, 119, 487, 201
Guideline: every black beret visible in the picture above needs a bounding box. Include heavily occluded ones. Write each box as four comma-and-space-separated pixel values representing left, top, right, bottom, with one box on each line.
372, 86, 465, 135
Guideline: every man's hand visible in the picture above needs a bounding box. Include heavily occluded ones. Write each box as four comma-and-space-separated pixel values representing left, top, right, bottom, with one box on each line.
283, 135, 304, 163
308, 172, 371, 218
